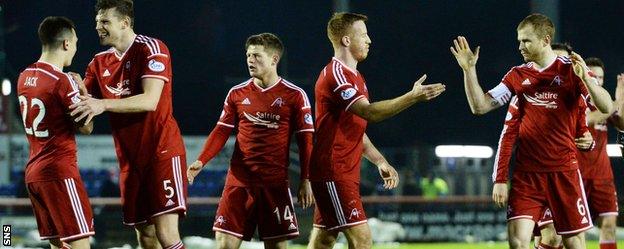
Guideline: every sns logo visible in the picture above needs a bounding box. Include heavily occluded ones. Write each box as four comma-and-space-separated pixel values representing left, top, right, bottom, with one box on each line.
148, 59, 165, 72
341, 88, 357, 100
2, 225, 10, 246
523, 92, 558, 109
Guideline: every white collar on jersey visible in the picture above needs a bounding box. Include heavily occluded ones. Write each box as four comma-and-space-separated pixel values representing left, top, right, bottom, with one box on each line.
332, 57, 358, 75
530, 55, 558, 72
252, 77, 282, 92
113, 34, 138, 60
36, 60, 62, 72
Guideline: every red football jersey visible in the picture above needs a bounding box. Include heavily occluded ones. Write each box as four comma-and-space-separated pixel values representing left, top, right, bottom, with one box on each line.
17, 61, 82, 183
310, 58, 369, 182
217, 78, 314, 186
577, 111, 613, 179
492, 96, 588, 182
488, 56, 590, 172
84, 35, 185, 170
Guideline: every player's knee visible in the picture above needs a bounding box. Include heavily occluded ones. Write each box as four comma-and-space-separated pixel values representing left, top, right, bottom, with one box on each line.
68, 238, 91, 249
600, 218, 617, 236
136, 225, 160, 249
508, 236, 530, 249
541, 234, 562, 247
348, 233, 372, 249
153, 214, 181, 245
215, 232, 240, 249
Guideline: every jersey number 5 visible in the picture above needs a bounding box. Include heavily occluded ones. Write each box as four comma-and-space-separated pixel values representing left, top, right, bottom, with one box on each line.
18, 96, 48, 138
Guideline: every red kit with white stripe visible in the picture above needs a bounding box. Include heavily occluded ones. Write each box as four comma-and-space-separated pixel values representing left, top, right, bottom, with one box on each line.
216, 78, 314, 186
17, 61, 94, 240
84, 35, 187, 224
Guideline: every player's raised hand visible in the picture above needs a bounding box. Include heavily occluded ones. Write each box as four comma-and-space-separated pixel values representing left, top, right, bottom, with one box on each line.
69, 96, 105, 124
68, 72, 89, 96
570, 52, 591, 80
187, 160, 204, 184
615, 73, 624, 105
450, 36, 480, 70
575, 131, 594, 150
378, 162, 399, 189
492, 183, 508, 208
297, 179, 315, 208
410, 74, 446, 102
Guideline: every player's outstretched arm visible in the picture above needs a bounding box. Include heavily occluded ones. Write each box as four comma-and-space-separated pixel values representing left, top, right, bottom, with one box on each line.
610, 74, 624, 131
349, 74, 445, 123
188, 125, 233, 184
571, 52, 613, 113
450, 36, 500, 115
362, 134, 399, 189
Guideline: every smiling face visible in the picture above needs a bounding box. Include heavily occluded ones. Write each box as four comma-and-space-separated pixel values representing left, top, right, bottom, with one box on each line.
95, 8, 130, 47
347, 20, 371, 62
246, 45, 278, 79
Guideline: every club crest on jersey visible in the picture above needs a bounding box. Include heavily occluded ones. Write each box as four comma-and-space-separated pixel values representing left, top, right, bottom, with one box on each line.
214, 216, 226, 226
243, 111, 280, 129
341, 88, 357, 100
523, 92, 558, 109
550, 75, 563, 86
348, 208, 362, 220
304, 113, 313, 125
148, 59, 165, 72
105, 79, 131, 96
271, 97, 284, 107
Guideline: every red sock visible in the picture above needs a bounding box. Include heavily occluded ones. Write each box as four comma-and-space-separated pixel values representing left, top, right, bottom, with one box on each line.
164, 241, 184, 249
537, 243, 559, 249
600, 241, 617, 249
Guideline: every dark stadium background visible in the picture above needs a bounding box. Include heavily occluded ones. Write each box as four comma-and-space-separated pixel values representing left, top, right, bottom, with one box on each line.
2, 0, 624, 247
3, 1, 623, 147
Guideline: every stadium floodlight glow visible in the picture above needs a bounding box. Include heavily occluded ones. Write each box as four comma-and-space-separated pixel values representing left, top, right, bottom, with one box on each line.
606, 144, 622, 158
1, 78, 10, 96
435, 145, 493, 158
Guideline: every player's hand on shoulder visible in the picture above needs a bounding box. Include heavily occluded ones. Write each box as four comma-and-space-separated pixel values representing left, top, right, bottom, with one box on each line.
68, 72, 89, 96
297, 179, 314, 209
69, 95, 104, 124
615, 73, 624, 104
410, 74, 446, 102
492, 183, 508, 208
378, 162, 399, 189
187, 160, 204, 184
450, 36, 480, 70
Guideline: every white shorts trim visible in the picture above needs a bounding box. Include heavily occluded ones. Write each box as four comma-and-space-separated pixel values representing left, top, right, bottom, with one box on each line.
598, 212, 619, 217
325, 220, 368, 231
557, 224, 593, 235
39, 235, 60, 240
261, 231, 299, 240
60, 231, 95, 242
213, 227, 243, 238
507, 215, 533, 221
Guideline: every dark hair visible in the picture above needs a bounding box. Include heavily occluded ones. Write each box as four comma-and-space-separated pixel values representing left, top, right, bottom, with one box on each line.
38, 16, 75, 49
245, 33, 284, 58
586, 57, 605, 70
518, 13, 555, 41
327, 12, 368, 46
551, 42, 573, 55
95, 0, 134, 27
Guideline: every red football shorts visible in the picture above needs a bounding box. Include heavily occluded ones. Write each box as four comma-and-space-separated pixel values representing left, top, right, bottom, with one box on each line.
119, 155, 187, 225
508, 170, 593, 235
27, 178, 94, 242
311, 180, 367, 231
583, 178, 619, 219
212, 184, 299, 241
